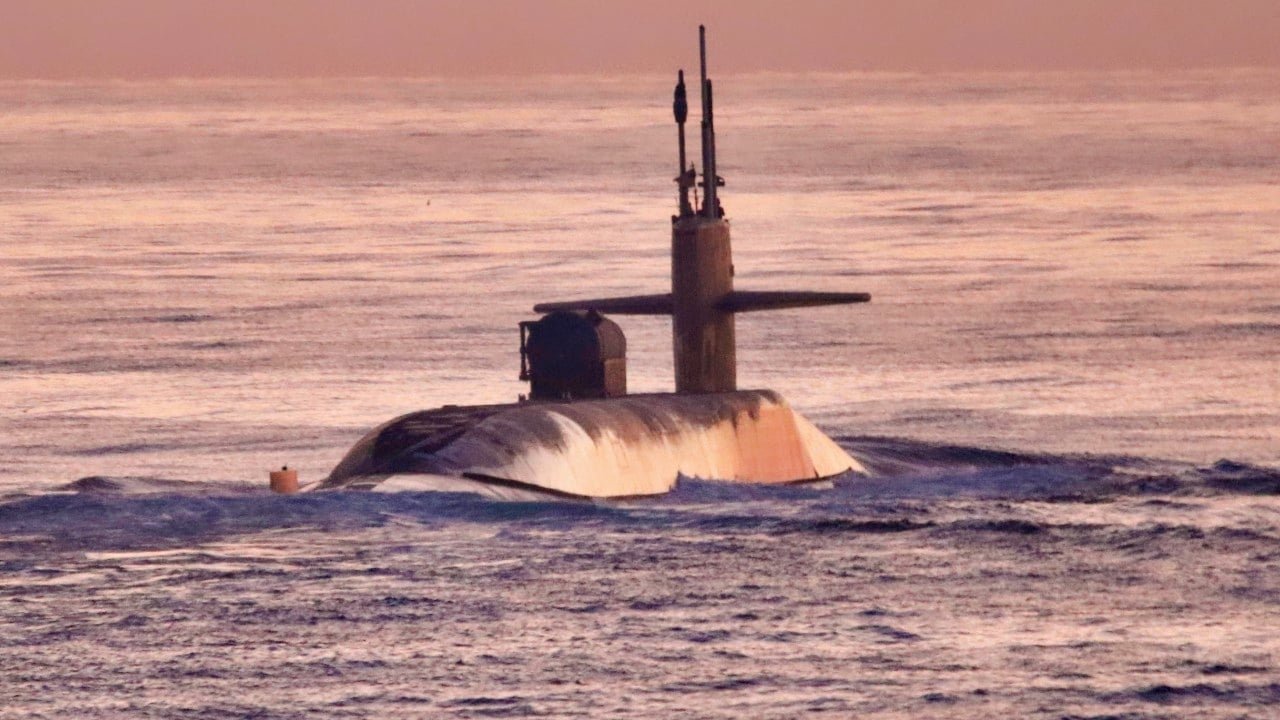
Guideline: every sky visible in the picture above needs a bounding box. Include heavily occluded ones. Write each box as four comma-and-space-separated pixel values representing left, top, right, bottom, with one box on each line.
2, 0, 1278, 79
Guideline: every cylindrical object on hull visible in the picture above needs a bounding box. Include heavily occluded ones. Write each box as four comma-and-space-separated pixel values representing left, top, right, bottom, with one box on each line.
269, 466, 299, 494
672, 217, 735, 393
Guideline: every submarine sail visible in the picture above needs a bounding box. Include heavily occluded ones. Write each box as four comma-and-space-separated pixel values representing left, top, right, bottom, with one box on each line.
534, 25, 869, 393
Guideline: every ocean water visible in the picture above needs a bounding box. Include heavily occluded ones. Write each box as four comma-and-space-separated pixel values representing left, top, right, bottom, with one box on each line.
2, 73, 1279, 717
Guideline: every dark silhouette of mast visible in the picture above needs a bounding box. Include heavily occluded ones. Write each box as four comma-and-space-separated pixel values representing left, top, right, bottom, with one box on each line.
673, 70, 694, 218
698, 25, 722, 219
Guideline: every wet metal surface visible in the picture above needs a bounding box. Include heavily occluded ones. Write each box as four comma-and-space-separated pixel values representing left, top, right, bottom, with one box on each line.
323, 390, 858, 497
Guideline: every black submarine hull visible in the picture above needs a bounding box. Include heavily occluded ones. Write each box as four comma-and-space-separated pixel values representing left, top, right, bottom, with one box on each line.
320, 390, 862, 499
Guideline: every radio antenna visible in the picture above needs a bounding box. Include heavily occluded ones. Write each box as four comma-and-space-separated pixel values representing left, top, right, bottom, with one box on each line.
673, 70, 694, 218
698, 25, 720, 219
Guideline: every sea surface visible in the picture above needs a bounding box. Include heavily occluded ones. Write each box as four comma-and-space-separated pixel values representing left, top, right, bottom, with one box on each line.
1, 72, 1278, 718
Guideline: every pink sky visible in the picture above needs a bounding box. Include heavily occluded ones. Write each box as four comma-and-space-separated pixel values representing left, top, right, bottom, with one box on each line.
2, 0, 1278, 78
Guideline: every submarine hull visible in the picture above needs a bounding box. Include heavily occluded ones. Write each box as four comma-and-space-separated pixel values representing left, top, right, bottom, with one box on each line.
321, 390, 862, 498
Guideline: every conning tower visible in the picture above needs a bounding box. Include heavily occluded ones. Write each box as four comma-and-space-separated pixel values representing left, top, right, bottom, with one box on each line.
530, 26, 870, 395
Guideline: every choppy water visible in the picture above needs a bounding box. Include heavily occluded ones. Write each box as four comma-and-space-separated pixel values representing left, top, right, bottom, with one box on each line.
2, 73, 1278, 717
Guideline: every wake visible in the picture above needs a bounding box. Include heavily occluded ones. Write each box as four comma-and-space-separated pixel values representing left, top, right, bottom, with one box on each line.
0, 436, 1275, 553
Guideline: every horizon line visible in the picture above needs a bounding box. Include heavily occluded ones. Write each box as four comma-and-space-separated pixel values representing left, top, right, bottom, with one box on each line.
5, 65, 1279, 84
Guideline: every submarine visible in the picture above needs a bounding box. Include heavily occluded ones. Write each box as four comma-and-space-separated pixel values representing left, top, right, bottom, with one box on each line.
315, 27, 872, 499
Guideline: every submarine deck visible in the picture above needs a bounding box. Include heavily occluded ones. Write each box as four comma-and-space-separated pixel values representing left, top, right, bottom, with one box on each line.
321, 390, 862, 498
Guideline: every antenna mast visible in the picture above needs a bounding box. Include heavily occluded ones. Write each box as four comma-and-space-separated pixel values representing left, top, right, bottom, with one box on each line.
673, 70, 694, 218
698, 24, 722, 219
